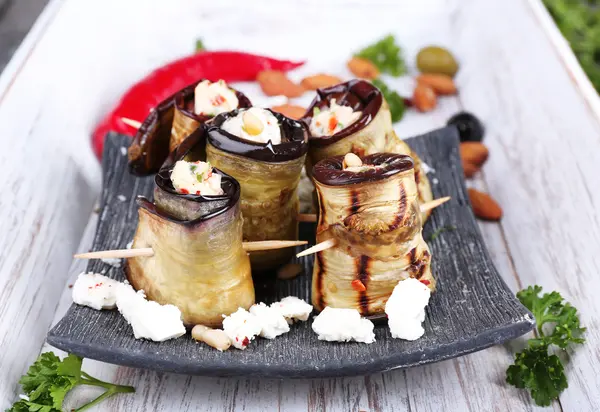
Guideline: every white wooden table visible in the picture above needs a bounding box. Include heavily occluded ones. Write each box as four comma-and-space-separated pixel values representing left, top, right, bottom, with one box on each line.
1, 0, 599, 410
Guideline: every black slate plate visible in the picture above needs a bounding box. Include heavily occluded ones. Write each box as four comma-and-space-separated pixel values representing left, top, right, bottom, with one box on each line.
47, 128, 534, 378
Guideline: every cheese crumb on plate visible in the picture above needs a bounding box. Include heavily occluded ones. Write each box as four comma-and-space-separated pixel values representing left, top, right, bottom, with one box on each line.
72, 273, 120, 310
271, 296, 313, 323
385, 278, 431, 341
116, 283, 185, 342
312, 307, 375, 344
249, 303, 290, 339
222, 307, 262, 349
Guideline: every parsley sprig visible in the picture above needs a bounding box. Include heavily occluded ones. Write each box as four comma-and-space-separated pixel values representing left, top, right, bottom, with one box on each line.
371, 78, 405, 123
355, 34, 406, 77
7, 352, 134, 412
506, 286, 586, 406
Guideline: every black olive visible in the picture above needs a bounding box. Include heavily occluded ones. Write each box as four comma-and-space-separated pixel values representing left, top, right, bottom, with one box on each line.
447, 112, 484, 142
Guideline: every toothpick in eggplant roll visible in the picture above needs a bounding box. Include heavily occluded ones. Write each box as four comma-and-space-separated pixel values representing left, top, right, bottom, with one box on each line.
206, 107, 309, 272
301, 80, 434, 219
311, 153, 434, 317
126, 156, 254, 327
128, 79, 252, 175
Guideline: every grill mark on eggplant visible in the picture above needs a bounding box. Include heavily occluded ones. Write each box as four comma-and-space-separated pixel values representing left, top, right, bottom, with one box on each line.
387, 182, 407, 231
316, 251, 326, 310
357, 255, 370, 315
350, 190, 360, 215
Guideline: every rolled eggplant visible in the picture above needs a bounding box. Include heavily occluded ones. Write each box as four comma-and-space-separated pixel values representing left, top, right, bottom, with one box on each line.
125, 160, 254, 327
206, 107, 308, 271
301, 79, 433, 219
311, 153, 434, 316
128, 79, 252, 175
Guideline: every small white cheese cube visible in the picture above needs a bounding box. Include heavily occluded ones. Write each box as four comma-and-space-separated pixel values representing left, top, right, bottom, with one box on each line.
271, 296, 313, 323
385, 278, 431, 341
72, 273, 120, 310
312, 307, 375, 344
249, 303, 290, 339
115, 283, 185, 342
222, 308, 262, 349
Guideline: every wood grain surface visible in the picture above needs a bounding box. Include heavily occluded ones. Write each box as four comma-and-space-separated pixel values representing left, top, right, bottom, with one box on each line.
0, 0, 599, 410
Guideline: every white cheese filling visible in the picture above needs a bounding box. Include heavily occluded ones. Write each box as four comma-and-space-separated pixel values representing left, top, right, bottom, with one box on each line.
116, 283, 186, 342
194, 79, 239, 117
72, 273, 120, 310
271, 296, 313, 323
311, 307, 375, 344
385, 278, 431, 341
309, 99, 362, 137
222, 307, 262, 349
249, 303, 290, 339
221, 107, 281, 144
170, 160, 223, 196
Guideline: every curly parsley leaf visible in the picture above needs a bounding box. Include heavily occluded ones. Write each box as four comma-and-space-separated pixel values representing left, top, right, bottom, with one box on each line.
355, 35, 406, 77
371, 78, 405, 123
195, 39, 205, 52
507, 344, 567, 407
7, 352, 134, 412
507, 286, 585, 406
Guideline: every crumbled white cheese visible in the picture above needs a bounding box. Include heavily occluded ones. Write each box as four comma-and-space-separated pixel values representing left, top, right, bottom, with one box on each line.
116, 283, 186, 342
221, 107, 281, 144
312, 307, 375, 344
120, 147, 127, 156
126, 240, 133, 249
222, 307, 262, 349
385, 278, 431, 341
117, 195, 127, 202
310, 99, 361, 137
194, 79, 239, 116
101, 257, 122, 268
170, 160, 223, 196
249, 303, 290, 339
432, 178, 439, 185
271, 296, 313, 323
72, 273, 120, 310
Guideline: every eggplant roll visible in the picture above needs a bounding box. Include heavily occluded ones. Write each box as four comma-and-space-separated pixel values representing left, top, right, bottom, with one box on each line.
128, 79, 252, 176
301, 79, 433, 219
311, 153, 434, 316
125, 165, 254, 327
205, 108, 308, 271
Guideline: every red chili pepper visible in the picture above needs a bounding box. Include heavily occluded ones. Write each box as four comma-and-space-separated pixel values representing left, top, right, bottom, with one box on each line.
328, 116, 338, 133
351, 279, 366, 292
242, 337, 250, 347
420, 279, 431, 286
92, 51, 304, 159
179, 188, 189, 194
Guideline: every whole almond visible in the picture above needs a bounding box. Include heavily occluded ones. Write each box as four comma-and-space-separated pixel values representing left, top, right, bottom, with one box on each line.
460, 142, 489, 166
416, 74, 457, 95
347, 57, 380, 79
257, 70, 305, 98
413, 84, 437, 112
468, 188, 502, 221
271, 104, 306, 120
301, 74, 343, 90
462, 160, 480, 178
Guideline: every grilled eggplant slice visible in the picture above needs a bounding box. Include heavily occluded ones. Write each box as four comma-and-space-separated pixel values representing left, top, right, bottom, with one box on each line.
125, 165, 254, 327
311, 153, 434, 316
302, 79, 433, 219
205, 109, 308, 271
128, 80, 252, 176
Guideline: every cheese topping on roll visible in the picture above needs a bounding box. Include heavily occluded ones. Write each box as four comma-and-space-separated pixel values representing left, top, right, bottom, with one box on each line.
170, 160, 224, 196
194, 80, 239, 116
309, 99, 362, 137
221, 107, 282, 144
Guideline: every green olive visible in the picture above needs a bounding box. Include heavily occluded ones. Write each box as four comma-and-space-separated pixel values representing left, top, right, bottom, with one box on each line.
416, 46, 459, 77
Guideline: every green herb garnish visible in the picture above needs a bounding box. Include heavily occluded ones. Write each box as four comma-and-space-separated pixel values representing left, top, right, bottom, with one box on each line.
7, 352, 134, 412
190, 164, 197, 172
195, 39, 205, 52
313, 107, 321, 116
506, 286, 586, 406
371, 78, 405, 123
355, 35, 406, 77
543, 0, 600, 93
427, 225, 456, 241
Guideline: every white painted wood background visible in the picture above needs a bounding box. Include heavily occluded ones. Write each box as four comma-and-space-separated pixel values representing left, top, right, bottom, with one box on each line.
0, 0, 599, 410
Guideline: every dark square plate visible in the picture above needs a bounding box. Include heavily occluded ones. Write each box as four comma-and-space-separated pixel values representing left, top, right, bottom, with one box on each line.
47, 128, 534, 378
